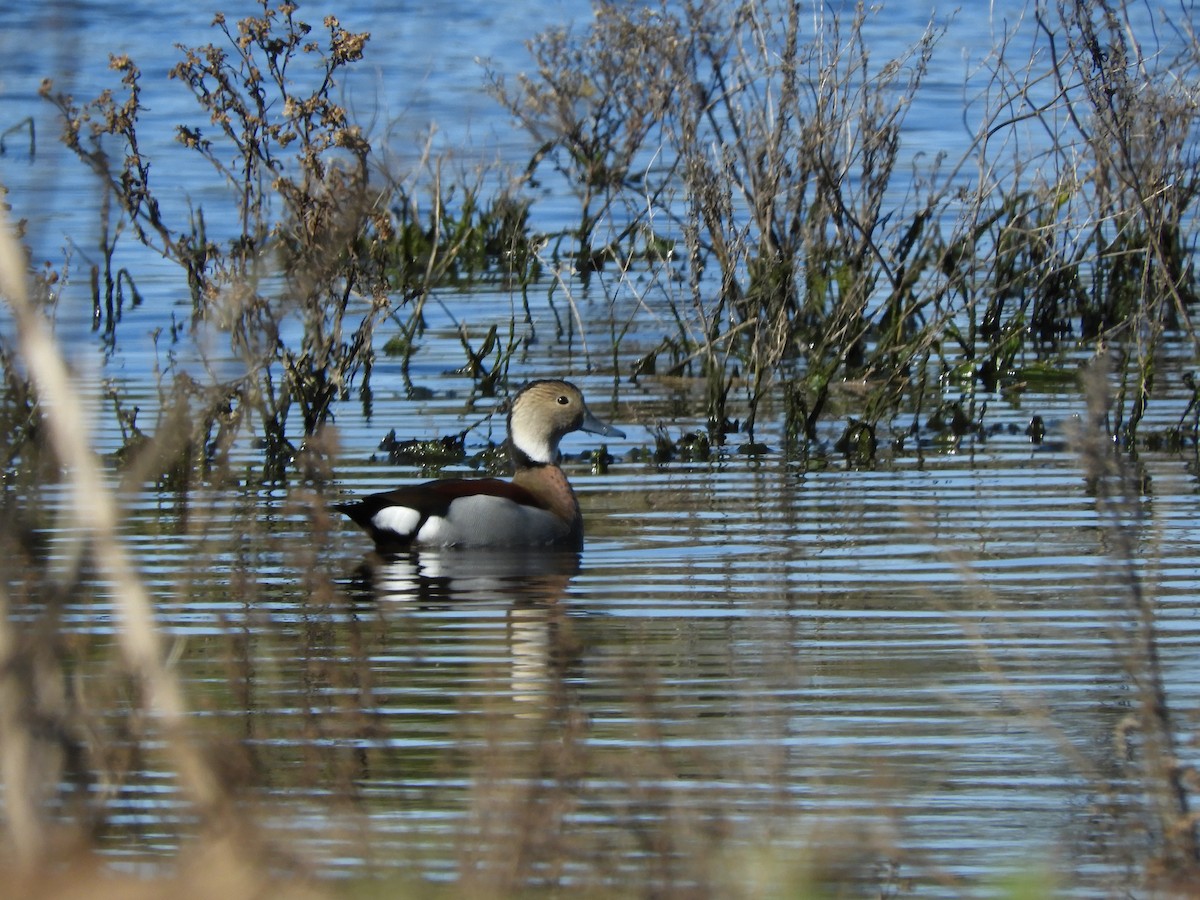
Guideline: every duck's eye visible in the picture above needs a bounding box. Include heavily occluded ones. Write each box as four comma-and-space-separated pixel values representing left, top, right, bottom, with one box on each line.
556, 395, 570, 405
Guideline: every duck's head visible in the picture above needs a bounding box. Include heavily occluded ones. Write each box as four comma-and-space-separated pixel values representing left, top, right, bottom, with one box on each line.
508, 379, 625, 465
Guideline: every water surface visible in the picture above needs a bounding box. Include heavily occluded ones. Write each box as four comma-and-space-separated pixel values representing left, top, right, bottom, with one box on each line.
2, 2, 1199, 897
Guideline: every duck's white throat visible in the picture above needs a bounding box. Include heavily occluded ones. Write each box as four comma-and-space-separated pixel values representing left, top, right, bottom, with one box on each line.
511, 430, 558, 465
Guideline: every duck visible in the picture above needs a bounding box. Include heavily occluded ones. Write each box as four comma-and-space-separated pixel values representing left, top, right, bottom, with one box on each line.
336, 379, 624, 553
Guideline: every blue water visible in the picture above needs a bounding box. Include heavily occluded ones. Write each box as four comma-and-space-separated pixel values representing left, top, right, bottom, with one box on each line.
2, 2, 1200, 897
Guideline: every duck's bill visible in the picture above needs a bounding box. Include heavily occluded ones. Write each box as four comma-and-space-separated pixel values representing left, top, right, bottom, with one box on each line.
581, 408, 625, 439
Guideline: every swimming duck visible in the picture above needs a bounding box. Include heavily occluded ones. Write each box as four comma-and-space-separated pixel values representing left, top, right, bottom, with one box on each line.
336, 379, 624, 552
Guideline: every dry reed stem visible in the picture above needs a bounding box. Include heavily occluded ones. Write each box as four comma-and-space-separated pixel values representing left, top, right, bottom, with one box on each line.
0, 202, 228, 854
0, 584, 46, 864
0, 193, 56, 868
1077, 361, 1200, 878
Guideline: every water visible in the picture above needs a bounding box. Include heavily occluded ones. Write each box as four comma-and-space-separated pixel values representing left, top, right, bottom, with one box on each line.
3, 1, 1200, 897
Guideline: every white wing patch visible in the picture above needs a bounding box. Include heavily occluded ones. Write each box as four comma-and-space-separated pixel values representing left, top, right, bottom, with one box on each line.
416, 516, 454, 544
371, 506, 421, 537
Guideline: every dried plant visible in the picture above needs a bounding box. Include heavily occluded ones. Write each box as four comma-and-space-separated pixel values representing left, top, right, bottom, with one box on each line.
493, 0, 1200, 455
486, 4, 680, 274
955, 0, 1200, 443
1077, 359, 1199, 884
42, 1, 387, 473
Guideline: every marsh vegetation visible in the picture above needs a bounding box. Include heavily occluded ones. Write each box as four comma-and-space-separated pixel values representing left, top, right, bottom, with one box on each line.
1, 0, 1199, 896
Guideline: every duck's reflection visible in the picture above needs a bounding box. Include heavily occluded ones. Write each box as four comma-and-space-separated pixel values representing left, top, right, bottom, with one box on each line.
349, 548, 584, 714
360, 548, 580, 605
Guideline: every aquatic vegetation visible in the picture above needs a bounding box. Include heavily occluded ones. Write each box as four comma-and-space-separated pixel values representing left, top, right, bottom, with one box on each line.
2, 0, 1200, 895
490, 0, 1200, 457
39, 2, 381, 474
37, 1, 539, 477
21, 0, 1199, 472
486, 3, 678, 275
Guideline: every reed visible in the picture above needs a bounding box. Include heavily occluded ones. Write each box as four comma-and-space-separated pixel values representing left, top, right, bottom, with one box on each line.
0, 198, 327, 896
1077, 361, 1199, 882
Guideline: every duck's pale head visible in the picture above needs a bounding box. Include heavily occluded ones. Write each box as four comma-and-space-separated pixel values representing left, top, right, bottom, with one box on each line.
508, 379, 625, 465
